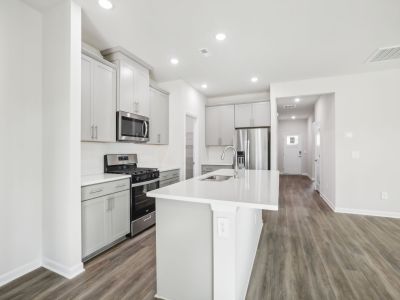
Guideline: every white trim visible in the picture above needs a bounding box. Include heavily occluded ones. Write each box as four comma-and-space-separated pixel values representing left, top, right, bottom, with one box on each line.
335, 208, 400, 219
154, 294, 173, 300
319, 192, 335, 211
302, 173, 313, 181
0, 259, 41, 287
42, 257, 84, 279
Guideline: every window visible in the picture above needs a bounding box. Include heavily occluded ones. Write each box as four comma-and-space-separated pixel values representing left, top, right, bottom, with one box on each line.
286, 135, 299, 145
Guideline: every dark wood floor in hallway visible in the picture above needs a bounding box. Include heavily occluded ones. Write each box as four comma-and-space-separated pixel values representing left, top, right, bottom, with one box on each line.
247, 175, 400, 300
1, 175, 399, 300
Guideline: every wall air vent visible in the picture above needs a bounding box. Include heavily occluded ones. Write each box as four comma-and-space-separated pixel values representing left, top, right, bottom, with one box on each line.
283, 104, 296, 109
367, 46, 400, 63
199, 48, 210, 57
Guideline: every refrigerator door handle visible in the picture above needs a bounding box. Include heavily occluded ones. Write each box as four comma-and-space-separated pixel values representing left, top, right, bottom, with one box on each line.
246, 138, 250, 169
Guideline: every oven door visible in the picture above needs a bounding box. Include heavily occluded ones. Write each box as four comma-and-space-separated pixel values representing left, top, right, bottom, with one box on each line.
131, 179, 159, 220
117, 111, 149, 142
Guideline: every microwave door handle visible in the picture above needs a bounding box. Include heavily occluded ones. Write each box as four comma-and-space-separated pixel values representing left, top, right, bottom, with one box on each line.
144, 121, 148, 137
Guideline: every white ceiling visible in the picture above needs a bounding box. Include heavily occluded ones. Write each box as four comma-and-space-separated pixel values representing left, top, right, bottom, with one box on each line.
25, 0, 400, 97
277, 95, 320, 120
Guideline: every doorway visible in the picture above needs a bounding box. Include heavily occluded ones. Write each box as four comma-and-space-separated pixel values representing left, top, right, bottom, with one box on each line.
185, 115, 196, 179
283, 135, 302, 174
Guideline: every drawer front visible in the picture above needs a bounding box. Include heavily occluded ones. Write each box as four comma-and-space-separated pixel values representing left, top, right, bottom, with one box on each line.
201, 164, 233, 174
82, 178, 130, 201
159, 177, 180, 188
159, 169, 180, 181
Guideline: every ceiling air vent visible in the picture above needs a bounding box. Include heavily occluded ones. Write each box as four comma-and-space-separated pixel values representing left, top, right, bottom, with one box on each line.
283, 104, 296, 109
367, 46, 400, 63
199, 48, 210, 57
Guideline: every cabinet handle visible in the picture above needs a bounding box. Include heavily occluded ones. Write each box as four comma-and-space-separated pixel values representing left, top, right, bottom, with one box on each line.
90, 188, 103, 194
158, 134, 161, 143
91, 125, 94, 139
95, 126, 98, 139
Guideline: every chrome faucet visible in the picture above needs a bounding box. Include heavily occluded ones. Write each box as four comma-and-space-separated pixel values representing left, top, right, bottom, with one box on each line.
221, 146, 238, 178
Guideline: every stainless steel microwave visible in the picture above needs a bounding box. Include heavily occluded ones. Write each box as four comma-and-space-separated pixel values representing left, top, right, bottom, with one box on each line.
117, 111, 149, 142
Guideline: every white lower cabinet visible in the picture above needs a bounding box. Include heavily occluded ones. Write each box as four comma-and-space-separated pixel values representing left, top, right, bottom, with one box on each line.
81, 180, 130, 260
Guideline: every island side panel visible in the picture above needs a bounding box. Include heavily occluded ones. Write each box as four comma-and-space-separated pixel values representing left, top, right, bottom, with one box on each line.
236, 207, 263, 300
155, 198, 213, 300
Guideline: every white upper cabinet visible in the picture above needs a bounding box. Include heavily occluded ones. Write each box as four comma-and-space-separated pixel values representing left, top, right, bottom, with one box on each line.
206, 105, 235, 146
81, 53, 116, 142
234, 101, 270, 128
102, 47, 151, 117
149, 86, 169, 144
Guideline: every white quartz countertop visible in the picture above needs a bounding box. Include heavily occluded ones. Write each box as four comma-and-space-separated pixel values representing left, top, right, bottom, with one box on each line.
139, 165, 180, 172
81, 173, 131, 187
147, 169, 279, 210
202, 161, 233, 166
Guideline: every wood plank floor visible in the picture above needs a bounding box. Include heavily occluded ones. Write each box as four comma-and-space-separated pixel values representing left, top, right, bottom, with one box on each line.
1, 175, 399, 299
246, 175, 400, 300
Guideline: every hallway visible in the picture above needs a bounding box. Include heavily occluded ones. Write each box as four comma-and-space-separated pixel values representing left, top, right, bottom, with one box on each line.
247, 175, 400, 300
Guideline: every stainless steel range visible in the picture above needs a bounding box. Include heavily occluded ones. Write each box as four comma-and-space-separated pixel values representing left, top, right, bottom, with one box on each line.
104, 154, 159, 237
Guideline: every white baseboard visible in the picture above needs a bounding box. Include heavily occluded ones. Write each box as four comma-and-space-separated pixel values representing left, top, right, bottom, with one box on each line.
42, 257, 84, 279
154, 295, 173, 300
301, 173, 313, 181
319, 193, 335, 212
335, 208, 400, 219
0, 259, 41, 287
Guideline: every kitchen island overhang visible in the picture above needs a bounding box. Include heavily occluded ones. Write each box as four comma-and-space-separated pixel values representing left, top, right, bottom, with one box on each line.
147, 169, 279, 300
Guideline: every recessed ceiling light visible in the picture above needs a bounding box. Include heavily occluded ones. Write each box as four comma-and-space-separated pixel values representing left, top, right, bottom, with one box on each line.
170, 58, 179, 65
201, 83, 208, 89
98, 0, 113, 10
215, 33, 226, 41
294, 98, 300, 103
291, 116, 296, 120
251, 77, 258, 83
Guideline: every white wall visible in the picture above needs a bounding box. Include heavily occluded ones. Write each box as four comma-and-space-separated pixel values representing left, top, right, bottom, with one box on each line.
42, 0, 83, 278
314, 94, 336, 207
82, 80, 207, 179
306, 116, 314, 179
277, 119, 309, 175
270, 69, 400, 217
0, 0, 43, 285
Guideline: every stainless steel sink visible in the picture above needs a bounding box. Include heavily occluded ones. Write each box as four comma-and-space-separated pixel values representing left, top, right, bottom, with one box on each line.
201, 175, 232, 182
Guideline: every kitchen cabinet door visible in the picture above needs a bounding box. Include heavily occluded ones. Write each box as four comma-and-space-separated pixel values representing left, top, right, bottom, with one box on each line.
206, 105, 234, 146
133, 66, 150, 117
92, 62, 116, 142
220, 105, 234, 145
149, 87, 169, 144
119, 61, 135, 113
205, 106, 220, 145
234, 103, 253, 128
82, 196, 108, 258
252, 102, 270, 127
81, 56, 93, 141
109, 190, 130, 242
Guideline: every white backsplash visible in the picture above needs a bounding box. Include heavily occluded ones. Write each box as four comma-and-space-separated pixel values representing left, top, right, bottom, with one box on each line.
81, 142, 170, 176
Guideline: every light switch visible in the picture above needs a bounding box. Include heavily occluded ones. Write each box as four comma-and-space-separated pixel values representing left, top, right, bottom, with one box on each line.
217, 217, 229, 238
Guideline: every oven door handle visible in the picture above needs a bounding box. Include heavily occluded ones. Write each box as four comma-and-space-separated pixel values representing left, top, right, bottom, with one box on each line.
131, 178, 160, 188
144, 121, 148, 138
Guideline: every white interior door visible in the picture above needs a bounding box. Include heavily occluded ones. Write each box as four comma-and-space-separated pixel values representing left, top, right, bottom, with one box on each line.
313, 122, 321, 191
283, 135, 302, 174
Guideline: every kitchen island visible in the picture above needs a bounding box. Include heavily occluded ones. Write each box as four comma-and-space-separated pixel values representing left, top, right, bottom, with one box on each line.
147, 169, 279, 300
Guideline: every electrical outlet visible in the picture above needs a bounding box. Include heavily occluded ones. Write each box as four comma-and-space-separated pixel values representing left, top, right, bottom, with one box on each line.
381, 192, 389, 200
352, 151, 360, 159
217, 217, 229, 238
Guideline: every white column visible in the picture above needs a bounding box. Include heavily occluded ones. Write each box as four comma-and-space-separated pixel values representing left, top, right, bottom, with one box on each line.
211, 203, 238, 300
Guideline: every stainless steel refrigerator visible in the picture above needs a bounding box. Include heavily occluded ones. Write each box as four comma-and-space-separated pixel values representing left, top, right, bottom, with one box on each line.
235, 128, 270, 170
